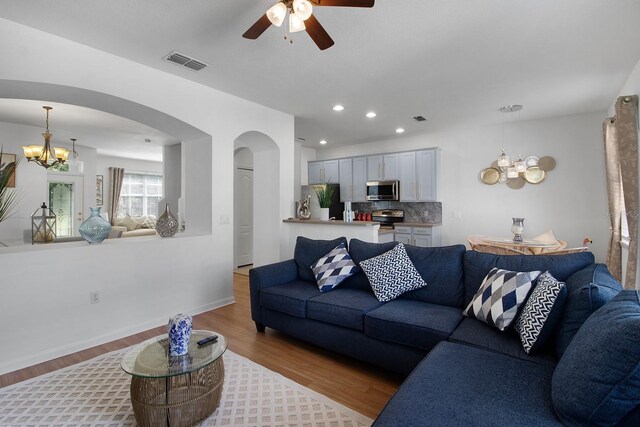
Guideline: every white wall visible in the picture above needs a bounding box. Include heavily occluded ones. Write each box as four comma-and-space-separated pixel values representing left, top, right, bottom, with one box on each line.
0, 18, 294, 374
96, 154, 163, 219
316, 111, 610, 261
0, 121, 98, 243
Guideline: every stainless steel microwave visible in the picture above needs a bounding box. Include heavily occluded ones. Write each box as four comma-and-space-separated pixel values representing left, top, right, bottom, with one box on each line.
366, 180, 399, 201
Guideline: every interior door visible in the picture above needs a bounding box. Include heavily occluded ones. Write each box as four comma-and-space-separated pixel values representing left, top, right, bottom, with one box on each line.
235, 167, 253, 267
47, 174, 84, 237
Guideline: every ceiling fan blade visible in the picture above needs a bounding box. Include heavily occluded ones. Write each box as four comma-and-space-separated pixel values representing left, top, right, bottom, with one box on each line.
242, 14, 272, 39
310, 0, 374, 7
305, 15, 335, 50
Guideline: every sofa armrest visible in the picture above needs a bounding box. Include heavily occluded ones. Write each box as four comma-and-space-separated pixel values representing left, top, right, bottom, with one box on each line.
249, 259, 298, 326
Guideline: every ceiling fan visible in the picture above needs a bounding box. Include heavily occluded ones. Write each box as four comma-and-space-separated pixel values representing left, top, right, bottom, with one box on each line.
242, 0, 375, 50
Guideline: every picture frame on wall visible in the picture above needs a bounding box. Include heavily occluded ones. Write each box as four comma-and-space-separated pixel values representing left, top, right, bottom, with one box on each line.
0, 153, 17, 187
96, 175, 103, 206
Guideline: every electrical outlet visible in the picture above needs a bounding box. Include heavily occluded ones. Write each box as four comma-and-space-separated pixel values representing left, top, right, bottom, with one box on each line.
90, 291, 100, 304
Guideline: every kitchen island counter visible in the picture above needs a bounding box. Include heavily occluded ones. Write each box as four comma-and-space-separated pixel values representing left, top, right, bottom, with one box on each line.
283, 219, 380, 226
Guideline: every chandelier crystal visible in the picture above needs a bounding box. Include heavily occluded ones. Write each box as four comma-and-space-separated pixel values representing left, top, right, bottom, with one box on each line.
23, 106, 69, 169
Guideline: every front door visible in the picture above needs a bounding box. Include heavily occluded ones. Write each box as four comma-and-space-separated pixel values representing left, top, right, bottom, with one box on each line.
48, 175, 84, 237
235, 167, 253, 267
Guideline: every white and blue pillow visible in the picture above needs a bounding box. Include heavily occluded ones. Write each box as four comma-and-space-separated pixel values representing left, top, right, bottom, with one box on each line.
463, 267, 541, 331
359, 243, 427, 302
311, 243, 357, 292
515, 271, 567, 353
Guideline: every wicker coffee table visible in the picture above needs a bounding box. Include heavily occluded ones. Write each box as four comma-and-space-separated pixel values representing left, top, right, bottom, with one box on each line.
121, 330, 226, 427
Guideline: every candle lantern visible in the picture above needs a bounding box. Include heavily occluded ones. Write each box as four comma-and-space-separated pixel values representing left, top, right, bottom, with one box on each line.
31, 202, 57, 244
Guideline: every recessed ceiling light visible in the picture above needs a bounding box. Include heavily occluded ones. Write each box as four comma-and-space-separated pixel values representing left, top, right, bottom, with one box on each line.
320, 140, 327, 145
333, 105, 344, 112
395, 128, 405, 134
366, 112, 377, 118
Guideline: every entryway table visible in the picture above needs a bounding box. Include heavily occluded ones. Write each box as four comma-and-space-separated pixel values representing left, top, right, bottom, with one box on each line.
121, 330, 226, 427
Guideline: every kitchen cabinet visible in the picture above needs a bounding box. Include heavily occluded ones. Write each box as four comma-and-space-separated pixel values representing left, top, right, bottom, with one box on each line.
352, 157, 367, 202
339, 157, 367, 202
394, 224, 441, 247
308, 160, 339, 184
339, 158, 353, 201
367, 154, 399, 181
416, 149, 437, 201
399, 152, 417, 202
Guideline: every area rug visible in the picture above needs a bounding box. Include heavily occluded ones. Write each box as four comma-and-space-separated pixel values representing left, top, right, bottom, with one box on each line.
0, 348, 372, 427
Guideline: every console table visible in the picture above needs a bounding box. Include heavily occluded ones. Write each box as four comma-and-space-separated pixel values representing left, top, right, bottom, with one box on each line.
121, 330, 226, 427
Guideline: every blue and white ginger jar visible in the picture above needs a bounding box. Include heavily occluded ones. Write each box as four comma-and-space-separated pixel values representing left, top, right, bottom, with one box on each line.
168, 313, 192, 357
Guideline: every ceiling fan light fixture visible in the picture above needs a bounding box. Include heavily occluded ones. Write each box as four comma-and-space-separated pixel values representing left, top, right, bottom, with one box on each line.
267, 2, 287, 27
289, 12, 306, 32
293, 0, 313, 20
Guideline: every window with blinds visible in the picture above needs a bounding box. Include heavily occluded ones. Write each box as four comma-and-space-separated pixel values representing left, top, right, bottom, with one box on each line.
117, 173, 163, 218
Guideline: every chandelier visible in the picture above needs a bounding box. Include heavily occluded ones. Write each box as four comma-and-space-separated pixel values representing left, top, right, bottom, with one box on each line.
22, 106, 69, 169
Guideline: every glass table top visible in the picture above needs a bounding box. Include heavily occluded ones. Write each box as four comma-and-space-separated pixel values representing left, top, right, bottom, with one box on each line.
121, 330, 227, 378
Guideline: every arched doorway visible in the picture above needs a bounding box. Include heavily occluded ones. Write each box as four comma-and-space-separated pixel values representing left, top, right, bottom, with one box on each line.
234, 147, 253, 268
234, 131, 280, 267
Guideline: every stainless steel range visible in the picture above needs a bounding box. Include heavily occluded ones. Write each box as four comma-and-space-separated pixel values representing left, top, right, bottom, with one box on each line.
372, 209, 404, 229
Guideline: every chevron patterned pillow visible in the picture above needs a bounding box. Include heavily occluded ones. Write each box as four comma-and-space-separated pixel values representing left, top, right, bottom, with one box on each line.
359, 243, 427, 302
463, 268, 541, 331
515, 271, 567, 353
311, 243, 357, 292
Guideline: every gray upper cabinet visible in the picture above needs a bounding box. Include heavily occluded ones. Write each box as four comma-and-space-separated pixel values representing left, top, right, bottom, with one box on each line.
308, 160, 339, 184
367, 154, 399, 180
352, 157, 367, 202
416, 149, 437, 201
339, 158, 353, 201
399, 151, 417, 202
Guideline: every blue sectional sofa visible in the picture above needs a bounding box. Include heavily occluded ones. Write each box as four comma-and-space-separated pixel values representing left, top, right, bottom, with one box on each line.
249, 237, 640, 426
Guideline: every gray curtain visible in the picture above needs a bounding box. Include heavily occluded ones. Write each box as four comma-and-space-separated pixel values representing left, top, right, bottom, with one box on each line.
108, 167, 125, 225
603, 95, 639, 288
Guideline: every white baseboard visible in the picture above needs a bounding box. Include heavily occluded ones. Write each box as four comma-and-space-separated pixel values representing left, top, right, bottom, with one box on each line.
0, 297, 235, 376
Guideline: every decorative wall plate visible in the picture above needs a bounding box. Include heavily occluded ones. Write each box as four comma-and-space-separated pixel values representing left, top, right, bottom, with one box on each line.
480, 167, 500, 185
538, 156, 556, 171
524, 167, 545, 184
525, 156, 539, 168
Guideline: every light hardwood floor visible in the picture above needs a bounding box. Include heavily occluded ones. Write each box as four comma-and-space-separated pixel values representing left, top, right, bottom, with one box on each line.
0, 273, 402, 419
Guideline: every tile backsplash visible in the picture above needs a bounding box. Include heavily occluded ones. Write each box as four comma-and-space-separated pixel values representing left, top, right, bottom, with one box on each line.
352, 201, 442, 223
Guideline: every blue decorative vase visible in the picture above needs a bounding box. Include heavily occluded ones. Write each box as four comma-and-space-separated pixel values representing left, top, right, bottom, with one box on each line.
79, 207, 112, 244
168, 313, 192, 357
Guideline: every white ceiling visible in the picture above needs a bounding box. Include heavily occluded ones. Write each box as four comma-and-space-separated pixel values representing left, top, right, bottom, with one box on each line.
0, 0, 639, 150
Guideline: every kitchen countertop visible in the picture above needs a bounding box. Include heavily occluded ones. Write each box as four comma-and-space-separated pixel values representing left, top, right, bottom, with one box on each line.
395, 222, 442, 227
283, 219, 380, 227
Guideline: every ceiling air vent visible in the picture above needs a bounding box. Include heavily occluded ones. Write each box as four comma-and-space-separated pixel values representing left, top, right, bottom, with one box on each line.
413, 115, 427, 122
164, 51, 209, 72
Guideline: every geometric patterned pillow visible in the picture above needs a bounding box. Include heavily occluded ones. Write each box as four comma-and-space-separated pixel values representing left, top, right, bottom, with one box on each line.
359, 243, 427, 302
515, 271, 567, 354
311, 243, 357, 292
463, 267, 541, 331
141, 216, 157, 229
122, 214, 140, 231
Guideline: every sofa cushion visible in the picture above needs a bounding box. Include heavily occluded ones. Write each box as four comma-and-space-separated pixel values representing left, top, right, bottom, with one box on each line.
307, 289, 383, 331
552, 291, 640, 426
365, 300, 462, 351
310, 243, 357, 292
463, 267, 540, 331
463, 251, 594, 307
515, 271, 567, 354
554, 263, 622, 358
359, 243, 427, 302
260, 280, 321, 318
294, 236, 348, 283
340, 239, 397, 291
401, 244, 466, 308
449, 318, 557, 365
373, 341, 561, 427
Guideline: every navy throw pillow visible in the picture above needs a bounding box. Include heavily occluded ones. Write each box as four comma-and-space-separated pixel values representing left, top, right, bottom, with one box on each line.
553, 263, 622, 358
339, 239, 397, 291
294, 236, 347, 282
552, 291, 640, 426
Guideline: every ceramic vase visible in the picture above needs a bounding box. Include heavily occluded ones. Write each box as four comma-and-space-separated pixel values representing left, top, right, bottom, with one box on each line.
319, 207, 330, 221
168, 313, 192, 357
156, 203, 179, 237
79, 207, 112, 244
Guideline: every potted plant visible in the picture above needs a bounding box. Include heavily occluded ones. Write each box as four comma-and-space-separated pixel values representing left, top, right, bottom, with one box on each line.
313, 183, 335, 221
